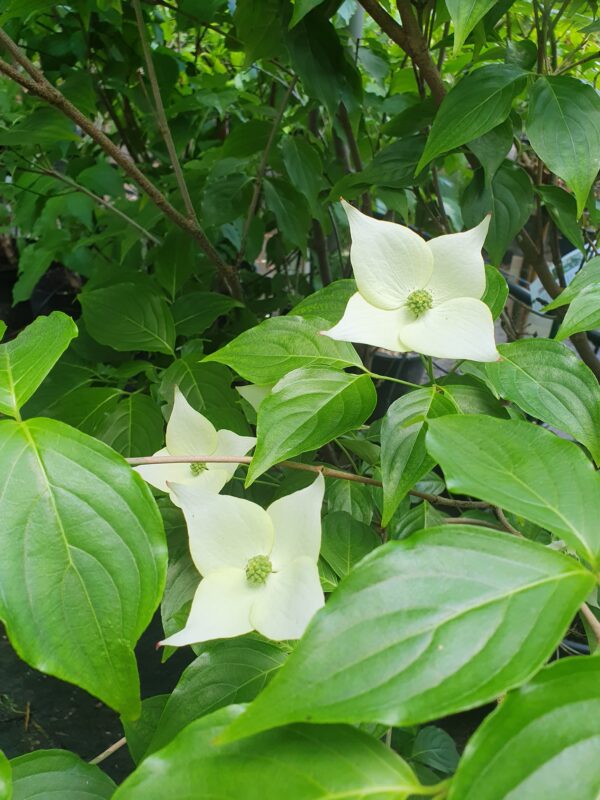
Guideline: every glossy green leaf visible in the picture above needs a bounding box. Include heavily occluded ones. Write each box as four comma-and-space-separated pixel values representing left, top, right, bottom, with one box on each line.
536, 185, 585, 252
49, 387, 122, 436
264, 177, 311, 252
96, 394, 165, 457
0, 418, 167, 718
159, 504, 198, 644
248, 368, 376, 483
526, 76, 600, 216
205, 316, 361, 384
483, 264, 508, 318
234, 0, 288, 61
487, 339, 600, 462
417, 65, 526, 171
159, 358, 249, 436
449, 657, 600, 800
381, 388, 455, 526
146, 639, 287, 757
172, 292, 242, 337
332, 137, 426, 199
289, 0, 325, 28
123, 695, 169, 765
462, 162, 534, 265
222, 526, 593, 742
467, 119, 514, 179
0, 751, 10, 800
9, 750, 115, 799
426, 415, 600, 566
80, 283, 176, 355
326, 478, 374, 525
556, 284, 600, 341
0, 312, 77, 419
544, 256, 600, 311
440, 381, 509, 418
291, 280, 356, 325
281, 136, 323, 215
114, 706, 423, 800
321, 511, 380, 577
446, 0, 496, 53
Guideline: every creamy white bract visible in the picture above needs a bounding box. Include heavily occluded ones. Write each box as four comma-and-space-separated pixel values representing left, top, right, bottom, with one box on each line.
323, 200, 499, 362
161, 475, 325, 645
135, 386, 256, 504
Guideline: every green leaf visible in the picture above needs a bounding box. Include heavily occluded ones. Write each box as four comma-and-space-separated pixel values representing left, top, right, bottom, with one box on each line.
462, 162, 534, 265
286, 12, 361, 114
205, 316, 361, 384
281, 136, 323, 215
154, 229, 197, 300
0, 418, 167, 718
159, 504, 198, 643
159, 358, 249, 435
448, 657, 600, 800
526, 76, 600, 217
327, 479, 375, 525
381, 388, 455, 526
51, 387, 122, 435
0, 751, 10, 800
439, 380, 508, 418
114, 706, 423, 800
145, 639, 287, 757
248, 368, 376, 483
426, 415, 600, 566
332, 137, 426, 199
80, 283, 176, 355
9, 750, 115, 799
289, 0, 325, 28
467, 119, 514, 179
222, 526, 593, 742
544, 256, 600, 311
321, 511, 380, 577
536, 185, 585, 252
411, 726, 459, 774
487, 339, 600, 463
0, 0, 56, 23
0, 312, 77, 419
172, 292, 242, 337
446, 0, 497, 53
123, 695, 169, 765
417, 65, 526, 171
96, 394, 165, 457
291, 280, 356, 325
234, 0, 288, 61
222, 120, 272, 158
264, 177, 311, 252
556, 284, 600, 341
482, 264, 508, 319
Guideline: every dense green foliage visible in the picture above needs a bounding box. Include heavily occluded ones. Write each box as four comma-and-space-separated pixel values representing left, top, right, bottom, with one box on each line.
0, 0, 599, 797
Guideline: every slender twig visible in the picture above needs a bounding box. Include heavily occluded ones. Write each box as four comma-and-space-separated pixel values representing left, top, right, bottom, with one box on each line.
133, 0, 197, 223
495, 507, 524, 537
580, 602, 600, 646
555, 49, 600, 75
126, 454, 489, 508
236, 77, 297, 267
25, 166, 160, 244
89, 736, 127, 765
443, 517, 504, 532
0, 30, 243, 299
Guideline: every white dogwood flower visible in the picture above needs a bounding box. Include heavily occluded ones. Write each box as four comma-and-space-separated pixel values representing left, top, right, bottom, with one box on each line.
135, 386, 256, 503
323, 200, 499, 362
161, 474, 325, 646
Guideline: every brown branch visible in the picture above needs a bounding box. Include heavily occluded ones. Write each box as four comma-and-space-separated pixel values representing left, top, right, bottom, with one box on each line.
311, 219, 332, 286
356, 0, 445, 106
495, 507, 524, 537
236, 77, 297, 267
126, 454, 489, 509
0, 29, 243, 300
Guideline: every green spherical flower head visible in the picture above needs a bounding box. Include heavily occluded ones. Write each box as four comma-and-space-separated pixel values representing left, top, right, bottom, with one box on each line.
406, 289, 433, 318
189, 462, 207, 476
245, 554, 272, 585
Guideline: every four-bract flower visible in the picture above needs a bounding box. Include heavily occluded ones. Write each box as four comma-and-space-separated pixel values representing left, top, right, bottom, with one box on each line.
323, 200, 499, 362
135, 386, 256, 504
161, 475, 325, 646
